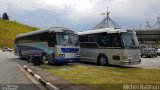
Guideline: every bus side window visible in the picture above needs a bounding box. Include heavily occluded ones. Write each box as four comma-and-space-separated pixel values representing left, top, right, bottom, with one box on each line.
111, 34, 121, 47
97, 33, 111, 47
48, 33, 56, 47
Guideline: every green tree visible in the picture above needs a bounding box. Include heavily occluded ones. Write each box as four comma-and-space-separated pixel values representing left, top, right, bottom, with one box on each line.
2, 13, 9, 20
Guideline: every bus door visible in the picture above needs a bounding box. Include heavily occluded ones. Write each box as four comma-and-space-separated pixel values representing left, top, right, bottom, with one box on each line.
109, 34, 122, 64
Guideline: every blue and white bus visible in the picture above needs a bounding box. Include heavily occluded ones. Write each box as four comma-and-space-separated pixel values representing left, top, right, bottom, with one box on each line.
14, 27, 80, 64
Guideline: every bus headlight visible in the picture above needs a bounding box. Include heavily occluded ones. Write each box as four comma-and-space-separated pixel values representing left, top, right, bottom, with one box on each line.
59, 54, 65, 58
76, 54, 80, 57
122, 54, 128, 59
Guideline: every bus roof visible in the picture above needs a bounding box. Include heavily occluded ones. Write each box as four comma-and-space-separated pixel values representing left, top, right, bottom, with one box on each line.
16, 26, 74, 38
78, 28, 129, 35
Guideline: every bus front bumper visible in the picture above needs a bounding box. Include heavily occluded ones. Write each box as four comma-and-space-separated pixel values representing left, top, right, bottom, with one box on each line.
120, 60, 141, 65
53, 58, 80, 64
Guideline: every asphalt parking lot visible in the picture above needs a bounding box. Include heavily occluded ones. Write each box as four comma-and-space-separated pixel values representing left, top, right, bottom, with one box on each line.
76, 56, 160, 69
1, 50, 160, 90
129, 56, 160, 68
0, 50, 160, 69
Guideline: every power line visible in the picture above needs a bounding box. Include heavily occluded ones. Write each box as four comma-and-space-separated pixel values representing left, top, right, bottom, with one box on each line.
152, 13, 160, 29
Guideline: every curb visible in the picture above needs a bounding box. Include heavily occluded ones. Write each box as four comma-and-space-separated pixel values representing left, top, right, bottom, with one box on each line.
23, 65, 59, 90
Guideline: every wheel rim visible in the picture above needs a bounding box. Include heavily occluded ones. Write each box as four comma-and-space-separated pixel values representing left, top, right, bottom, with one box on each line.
42, 55, 48, 64
99, 57, 106, 66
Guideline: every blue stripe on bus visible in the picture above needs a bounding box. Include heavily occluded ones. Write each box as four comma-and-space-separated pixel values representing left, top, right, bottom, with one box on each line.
16, 44, 53, 54
29, 44, 53, 54
53, 58, 80, 63
61, 48, 79, 53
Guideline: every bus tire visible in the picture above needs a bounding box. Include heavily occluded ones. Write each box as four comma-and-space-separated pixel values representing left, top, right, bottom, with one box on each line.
19, 52, 23, 59
98, 54, 108, 66
149, 55, 153, 58
41, 54, 48, 64
155, 55, 157, 57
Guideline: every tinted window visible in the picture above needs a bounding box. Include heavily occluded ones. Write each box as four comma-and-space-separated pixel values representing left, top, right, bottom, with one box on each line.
56, 33, 79, 46
48, 33, 56, 47
15, 32, 49, 44
79, 33, 121, 48
79, 34, 98, 42
79, 34, 99, 48
80, 43, 98, 48
97, 33, 111, 47
110, 34, 121, 47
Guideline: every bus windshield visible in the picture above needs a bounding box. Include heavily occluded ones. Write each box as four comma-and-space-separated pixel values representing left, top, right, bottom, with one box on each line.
121, 32, 139, 49
56, 33, 79, 46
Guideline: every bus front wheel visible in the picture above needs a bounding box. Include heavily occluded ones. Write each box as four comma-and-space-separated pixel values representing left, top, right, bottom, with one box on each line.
19, 52, 23, 59
41, 54, 48, 64
98, 55, 108, 66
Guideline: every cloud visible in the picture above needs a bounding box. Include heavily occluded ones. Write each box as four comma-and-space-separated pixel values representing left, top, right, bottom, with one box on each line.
0, 0, 159, 30
0, 0, 101, 22
0, 0, 8, 13
110, 0, 160, 20
33, 0, 101, 23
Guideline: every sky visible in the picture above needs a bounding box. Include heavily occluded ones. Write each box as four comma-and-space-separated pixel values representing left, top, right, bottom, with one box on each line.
0, 0, 160, 31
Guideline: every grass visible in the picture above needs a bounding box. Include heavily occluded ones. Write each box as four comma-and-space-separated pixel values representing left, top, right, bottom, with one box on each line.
42, 64, 160, 90
0, 19, 39, 48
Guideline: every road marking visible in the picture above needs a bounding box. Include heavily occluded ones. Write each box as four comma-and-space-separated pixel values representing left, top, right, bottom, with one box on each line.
16, 64, 47, 90
46, 82, 59, 90
27, 69, 32, 73
34, 74, 42, 80
24, 65, 27, 69
23, 65, 60, 90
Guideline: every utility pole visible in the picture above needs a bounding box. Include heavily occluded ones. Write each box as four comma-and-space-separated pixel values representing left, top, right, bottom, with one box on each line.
146, 19, 151, 28
106, 7, 110, 28
157, 13, 160, 29
92, 7, 121, 30
152, 13, 160, 29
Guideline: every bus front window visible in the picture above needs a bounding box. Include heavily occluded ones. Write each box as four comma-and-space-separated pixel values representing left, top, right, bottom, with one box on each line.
69, 34, 79, 46
121, 32, 139, 49
56, 33, 79, 46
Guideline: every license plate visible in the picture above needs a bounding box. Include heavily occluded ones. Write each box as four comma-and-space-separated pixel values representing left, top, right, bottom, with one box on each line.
69, 60, 73, 62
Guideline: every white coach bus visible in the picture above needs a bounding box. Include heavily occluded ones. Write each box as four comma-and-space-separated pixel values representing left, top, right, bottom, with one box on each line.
14, 27, 80, 64
78, 28, 141, 66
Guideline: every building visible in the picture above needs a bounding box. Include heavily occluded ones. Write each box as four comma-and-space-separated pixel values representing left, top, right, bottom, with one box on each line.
92, 9, 160, 48
133, 29, 160, 48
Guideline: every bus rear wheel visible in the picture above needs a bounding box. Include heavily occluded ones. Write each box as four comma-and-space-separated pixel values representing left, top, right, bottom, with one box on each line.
98, 55, 108, 66
41, 54, 48, 64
